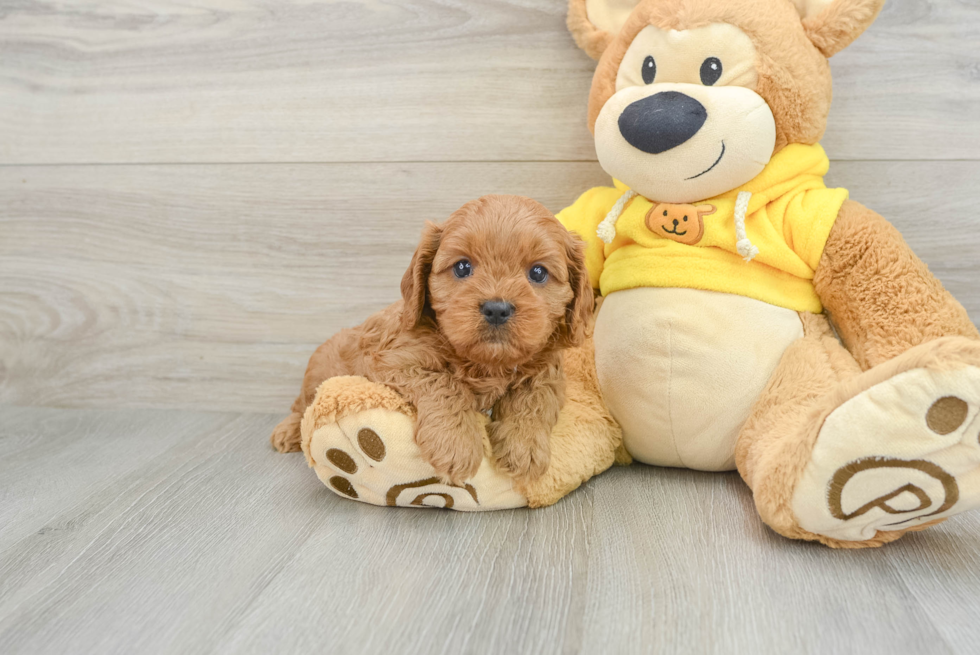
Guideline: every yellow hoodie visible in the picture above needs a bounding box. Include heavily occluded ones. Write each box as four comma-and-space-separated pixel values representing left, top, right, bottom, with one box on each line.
557, 144, 849, 313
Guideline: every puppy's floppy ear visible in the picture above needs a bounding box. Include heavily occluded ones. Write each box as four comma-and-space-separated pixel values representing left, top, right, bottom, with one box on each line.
567, 0, 642, 61
555, 229, 595, 349
400, 221, 442, 330
790, 0, 885, 58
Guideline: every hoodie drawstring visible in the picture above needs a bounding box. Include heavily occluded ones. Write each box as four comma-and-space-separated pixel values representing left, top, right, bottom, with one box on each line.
596, 189, 637, 245
733, 191, 758, 261
597, 188, 759, 262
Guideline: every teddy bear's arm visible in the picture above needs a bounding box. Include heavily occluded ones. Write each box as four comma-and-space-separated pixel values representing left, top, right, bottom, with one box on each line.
556, 186, 622, 290
814, 199, 979, 370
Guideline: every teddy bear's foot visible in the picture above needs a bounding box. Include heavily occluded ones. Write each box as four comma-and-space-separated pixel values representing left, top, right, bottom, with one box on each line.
793, 338, 980, 542
301, 376, 527, 511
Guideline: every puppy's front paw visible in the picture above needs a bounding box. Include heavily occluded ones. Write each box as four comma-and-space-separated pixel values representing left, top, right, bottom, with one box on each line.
489, 422, 551, 486
415, 411, 485, 486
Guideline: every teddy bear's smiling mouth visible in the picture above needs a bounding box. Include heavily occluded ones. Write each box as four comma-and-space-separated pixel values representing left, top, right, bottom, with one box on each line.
662, 225, 687, 236
685, 141, 726, 180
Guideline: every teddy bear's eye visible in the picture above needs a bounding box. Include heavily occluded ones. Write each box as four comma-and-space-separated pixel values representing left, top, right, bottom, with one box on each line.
700, 57, 722, 86
453, 259, 472, 279
663, 210, 668, 216
683, 216, 688, 222
642, 56, 657, 84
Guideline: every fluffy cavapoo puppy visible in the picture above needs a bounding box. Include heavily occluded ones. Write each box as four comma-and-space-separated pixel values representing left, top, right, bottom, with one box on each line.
271, 195, 593, 485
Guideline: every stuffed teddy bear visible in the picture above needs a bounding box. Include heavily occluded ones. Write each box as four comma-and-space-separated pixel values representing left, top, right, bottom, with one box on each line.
296, 0, 980, 548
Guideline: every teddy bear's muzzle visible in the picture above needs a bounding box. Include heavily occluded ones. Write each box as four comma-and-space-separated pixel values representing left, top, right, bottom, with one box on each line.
617, 90, 707, 154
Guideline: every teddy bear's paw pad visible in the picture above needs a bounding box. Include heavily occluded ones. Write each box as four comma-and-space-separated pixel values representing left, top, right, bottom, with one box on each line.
306, 408, 526, 511
793, 365, 980, 541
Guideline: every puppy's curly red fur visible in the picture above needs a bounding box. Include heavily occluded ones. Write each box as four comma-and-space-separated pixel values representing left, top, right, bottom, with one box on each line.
271, 195, 593, 485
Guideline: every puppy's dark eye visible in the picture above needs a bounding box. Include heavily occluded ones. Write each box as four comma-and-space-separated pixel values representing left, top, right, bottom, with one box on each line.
528, 264, 548, 284
453, 259, 472, 279
642, 56, 657, 84
700, 57, 722, 86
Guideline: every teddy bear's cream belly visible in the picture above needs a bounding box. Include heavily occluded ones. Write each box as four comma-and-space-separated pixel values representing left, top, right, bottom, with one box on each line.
594, 287, 805, 471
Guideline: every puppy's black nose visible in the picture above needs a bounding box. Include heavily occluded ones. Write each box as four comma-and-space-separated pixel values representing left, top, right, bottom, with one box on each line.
618, 91, 707, 154
480, 300, 514, 326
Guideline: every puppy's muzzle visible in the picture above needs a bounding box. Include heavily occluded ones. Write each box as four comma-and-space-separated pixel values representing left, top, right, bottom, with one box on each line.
480, 300, 514, 326
618, 91, 707, 154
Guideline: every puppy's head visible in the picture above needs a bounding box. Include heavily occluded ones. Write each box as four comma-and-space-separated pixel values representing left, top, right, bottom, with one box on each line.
400, 195, 593, 367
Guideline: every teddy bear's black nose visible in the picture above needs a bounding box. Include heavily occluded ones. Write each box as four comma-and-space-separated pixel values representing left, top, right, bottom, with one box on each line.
619, 91, 707, 154
480, 300, 514, 326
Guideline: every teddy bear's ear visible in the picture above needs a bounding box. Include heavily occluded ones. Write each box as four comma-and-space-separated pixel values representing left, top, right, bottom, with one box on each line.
790, 0, 885, 58
567, 0, 642, 61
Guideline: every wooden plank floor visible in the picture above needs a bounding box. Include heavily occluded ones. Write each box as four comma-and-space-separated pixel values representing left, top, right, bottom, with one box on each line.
3, 405, 980, 655
2, 1, 980, 653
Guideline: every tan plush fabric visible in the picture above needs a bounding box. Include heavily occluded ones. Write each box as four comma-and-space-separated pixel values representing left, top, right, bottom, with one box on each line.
562, 1, 980, 548
571, 1, 886, 133
595, 287, 804, 471
299, 344, 623, 511
300, 375, 415, 468
814, 200, 980, 369
733, 202, 980, 547
519, 338, 625, 507
793, 362, 980, 542
302, 376, 528, 510
735, 313, 878, 547
568, 0, 615, 60
801, 0, 885, 57
586, 0, 835, 153
735, 312, 912, 548
586, 0, 644, 38
738, 318, 980, 548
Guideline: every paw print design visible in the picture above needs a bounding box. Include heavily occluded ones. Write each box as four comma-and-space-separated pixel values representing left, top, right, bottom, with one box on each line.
794, 362, 980, 542
301, 376, 526, 511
